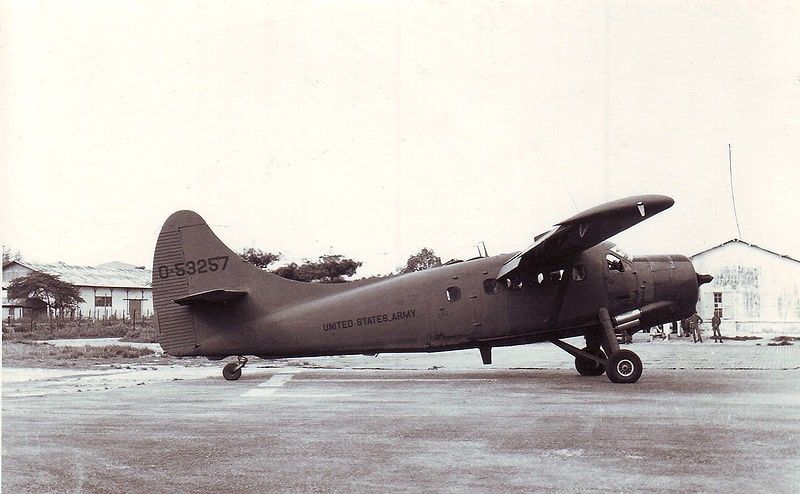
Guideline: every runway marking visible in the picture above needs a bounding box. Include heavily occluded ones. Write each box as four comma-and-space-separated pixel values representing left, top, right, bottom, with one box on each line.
240, 369, 300, 397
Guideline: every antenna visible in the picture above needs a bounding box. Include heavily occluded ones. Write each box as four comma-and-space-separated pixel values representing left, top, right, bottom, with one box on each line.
728, 143, 743, 239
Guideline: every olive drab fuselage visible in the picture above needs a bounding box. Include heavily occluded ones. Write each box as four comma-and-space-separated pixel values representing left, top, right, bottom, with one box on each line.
152, 195, 710, 383
158, 241, 698, 360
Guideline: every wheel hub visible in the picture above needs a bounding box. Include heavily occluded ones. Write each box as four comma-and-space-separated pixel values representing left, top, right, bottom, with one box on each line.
616, 359, 634, 377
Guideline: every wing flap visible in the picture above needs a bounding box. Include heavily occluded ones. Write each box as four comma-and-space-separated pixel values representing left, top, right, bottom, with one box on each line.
173, 289, 248, 306
498, 195, 674, 279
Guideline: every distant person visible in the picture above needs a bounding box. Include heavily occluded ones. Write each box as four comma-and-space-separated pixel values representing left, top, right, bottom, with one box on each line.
711, 314, 723, 343
689, 313, 704, 343
680, 318, 690, 337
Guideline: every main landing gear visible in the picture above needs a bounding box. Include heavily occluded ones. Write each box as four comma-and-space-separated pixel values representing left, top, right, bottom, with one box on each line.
551, 308, 644, 383
222, 355, 248, 381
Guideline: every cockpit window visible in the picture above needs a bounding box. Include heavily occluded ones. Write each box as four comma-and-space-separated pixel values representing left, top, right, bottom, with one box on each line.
606, 253, 625, 272
609, 245, 632, 261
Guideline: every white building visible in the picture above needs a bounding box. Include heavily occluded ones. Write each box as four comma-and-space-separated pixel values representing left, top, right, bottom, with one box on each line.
691, 240, 800, 335
2, 260, 153, 320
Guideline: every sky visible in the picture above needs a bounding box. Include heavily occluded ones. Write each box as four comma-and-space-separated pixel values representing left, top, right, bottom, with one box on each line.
2, 1, 799, 277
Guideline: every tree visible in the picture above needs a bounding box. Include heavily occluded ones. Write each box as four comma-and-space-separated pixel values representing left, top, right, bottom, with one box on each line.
6, 272, 84, 328
400, 247, 442, 274
274, 255, 362, 283
271, 262, 299, 281
239, 248, 281, 269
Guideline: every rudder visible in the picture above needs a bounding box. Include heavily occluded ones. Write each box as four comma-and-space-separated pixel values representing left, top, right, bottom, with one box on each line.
152, 210, 243, 356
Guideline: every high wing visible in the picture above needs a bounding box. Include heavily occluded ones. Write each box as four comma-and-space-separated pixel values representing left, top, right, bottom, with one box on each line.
497, 194, 674, 279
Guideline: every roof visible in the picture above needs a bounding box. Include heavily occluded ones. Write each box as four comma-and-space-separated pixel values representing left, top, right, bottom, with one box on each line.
3, 260, 152, 289
691, 239, 800, 265
2, 297, 48, 309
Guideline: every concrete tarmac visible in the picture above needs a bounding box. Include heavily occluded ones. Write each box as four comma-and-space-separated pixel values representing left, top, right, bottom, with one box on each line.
3, 340, 800, 493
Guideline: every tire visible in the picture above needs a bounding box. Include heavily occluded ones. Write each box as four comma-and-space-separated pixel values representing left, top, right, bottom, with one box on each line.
575, 347, 607, 376
222, 362, 242, 381
606, 349, 642, 384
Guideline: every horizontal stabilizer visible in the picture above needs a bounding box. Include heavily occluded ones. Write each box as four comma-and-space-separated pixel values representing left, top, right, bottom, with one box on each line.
173, 289, 248, 306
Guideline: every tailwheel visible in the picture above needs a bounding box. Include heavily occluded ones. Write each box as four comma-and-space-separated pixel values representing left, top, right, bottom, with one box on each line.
606, 349, 642, 384
222, 356, 247, 381
575, 347, 607, 376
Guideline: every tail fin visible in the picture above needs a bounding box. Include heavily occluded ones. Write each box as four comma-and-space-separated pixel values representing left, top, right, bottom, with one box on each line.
153, 210, 339, 357
152, 210, 251, 356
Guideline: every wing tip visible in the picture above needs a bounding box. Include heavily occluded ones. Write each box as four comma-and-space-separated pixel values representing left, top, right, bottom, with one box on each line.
561, 194, 674, 225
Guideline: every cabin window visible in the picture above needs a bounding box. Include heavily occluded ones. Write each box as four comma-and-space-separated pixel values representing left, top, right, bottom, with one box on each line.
606, 254, 624, 272
483, 279, 498, 295
572, 265, 587, 281
537, 270, 564, 284
95, 295, 112, 307
446, 286, 461, 302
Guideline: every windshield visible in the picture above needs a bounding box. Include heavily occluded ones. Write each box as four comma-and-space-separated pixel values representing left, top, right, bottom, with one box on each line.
609, 245, 632, 261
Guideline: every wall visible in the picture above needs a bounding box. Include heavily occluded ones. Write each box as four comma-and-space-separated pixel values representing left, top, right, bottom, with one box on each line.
2, 306, 24, 320
692, 242, 800, 335
2, 263, 34, 286
76, 286, 154, 320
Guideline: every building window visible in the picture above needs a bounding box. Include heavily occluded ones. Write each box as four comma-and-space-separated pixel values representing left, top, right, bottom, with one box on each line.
713, 292, 723, 318
446, 286, 461, 302
572, 265, 587, 282
483, 279, 498, 295
95, 296, 112, 307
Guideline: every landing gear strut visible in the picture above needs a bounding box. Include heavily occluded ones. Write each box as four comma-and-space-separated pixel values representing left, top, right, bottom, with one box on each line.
598, 307, 643, 383
551, 308, 644, 383
575, 347, 607, 376
222, 355, 248, 381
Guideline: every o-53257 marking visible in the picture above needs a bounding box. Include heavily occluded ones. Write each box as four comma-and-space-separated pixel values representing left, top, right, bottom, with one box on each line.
157, 256, 229, 279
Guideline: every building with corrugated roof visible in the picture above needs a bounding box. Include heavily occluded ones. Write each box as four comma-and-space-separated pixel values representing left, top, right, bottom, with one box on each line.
691, 239, 800, 335
2, 260, 153, 320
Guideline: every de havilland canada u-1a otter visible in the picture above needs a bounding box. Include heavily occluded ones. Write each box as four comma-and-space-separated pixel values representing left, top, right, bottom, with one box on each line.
152, 194, 712, 384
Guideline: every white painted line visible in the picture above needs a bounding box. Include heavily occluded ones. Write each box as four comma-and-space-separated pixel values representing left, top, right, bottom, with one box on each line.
240, 369, 301, 397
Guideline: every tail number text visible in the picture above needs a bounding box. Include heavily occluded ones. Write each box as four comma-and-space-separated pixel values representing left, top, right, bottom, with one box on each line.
157, 256, 229, 279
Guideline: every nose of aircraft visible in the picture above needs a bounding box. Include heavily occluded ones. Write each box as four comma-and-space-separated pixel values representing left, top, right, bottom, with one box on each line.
697, 273, 714, 286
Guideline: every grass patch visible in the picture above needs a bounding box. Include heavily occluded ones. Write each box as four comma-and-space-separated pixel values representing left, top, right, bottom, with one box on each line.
2, 341, 157, 367
767, 336, 799, 346
721, 335, 763, 341
3, 319, 158, 343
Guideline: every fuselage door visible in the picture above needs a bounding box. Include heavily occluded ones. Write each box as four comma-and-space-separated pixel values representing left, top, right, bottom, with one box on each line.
603, 252, 638, 304
431, 280, 477, 344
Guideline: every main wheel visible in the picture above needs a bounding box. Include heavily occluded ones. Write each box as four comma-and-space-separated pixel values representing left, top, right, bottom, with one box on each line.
606, 349, 643, 384
575, 347, 607, 376
222, 362, 242, 381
